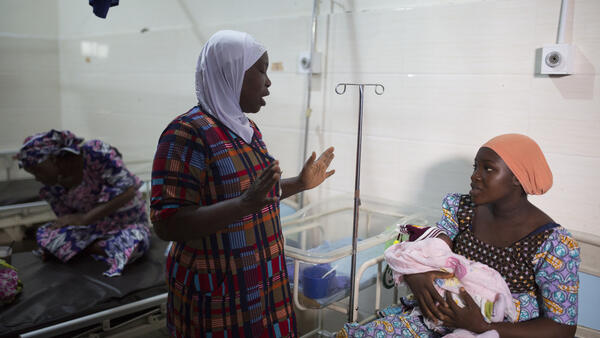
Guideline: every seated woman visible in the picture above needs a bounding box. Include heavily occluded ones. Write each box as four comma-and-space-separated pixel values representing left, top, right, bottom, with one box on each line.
17, 129, 150, 277
340, 134, 580, 337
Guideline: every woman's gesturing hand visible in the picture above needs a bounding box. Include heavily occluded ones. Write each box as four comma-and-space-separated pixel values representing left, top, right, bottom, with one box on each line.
299, 147, 335, 190
240, 160, 282, 212
403, 270, 453, 323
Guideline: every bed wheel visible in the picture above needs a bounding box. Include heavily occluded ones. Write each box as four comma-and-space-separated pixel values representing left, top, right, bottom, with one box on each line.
382, 264, 395, 289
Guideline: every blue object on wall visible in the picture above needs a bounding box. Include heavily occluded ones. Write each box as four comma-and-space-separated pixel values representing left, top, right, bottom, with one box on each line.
89, 0, 119, 19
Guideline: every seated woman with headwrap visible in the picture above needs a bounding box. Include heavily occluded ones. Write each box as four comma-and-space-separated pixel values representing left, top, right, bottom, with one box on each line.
339, 134, 580, 338
17, 130, 151, 277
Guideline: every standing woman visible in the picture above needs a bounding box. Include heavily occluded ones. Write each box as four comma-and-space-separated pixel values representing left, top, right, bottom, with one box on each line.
151, 30, 335, 337
17, 130, 151, 277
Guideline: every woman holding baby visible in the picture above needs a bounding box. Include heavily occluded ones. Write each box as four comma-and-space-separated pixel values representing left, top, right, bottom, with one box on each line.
340, 134, 580, 338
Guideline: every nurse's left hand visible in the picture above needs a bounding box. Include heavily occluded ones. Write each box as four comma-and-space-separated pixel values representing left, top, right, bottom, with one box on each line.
299, 146, 335, 190
51, 213, 88, 229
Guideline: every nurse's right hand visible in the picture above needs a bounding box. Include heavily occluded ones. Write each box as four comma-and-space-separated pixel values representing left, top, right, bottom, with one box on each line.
240, 161, 281, 213
403, 270, 453, 323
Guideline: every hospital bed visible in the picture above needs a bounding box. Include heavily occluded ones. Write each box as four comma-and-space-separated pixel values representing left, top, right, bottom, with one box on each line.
0, 234, 169, 338
280, 195, 433, 337
0, 166, 168, 338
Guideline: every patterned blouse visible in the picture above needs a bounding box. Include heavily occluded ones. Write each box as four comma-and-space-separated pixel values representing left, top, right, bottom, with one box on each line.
436, 193, 580, 325
41, 140, 145, 219
150, 107, 296, 338
37, 140, 150, 277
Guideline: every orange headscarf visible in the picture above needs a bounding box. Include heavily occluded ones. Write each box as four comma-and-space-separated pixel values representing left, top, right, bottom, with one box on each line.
482, 134, 553, 195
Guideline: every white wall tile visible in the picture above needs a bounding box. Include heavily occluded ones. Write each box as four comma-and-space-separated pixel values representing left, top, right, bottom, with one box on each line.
326, 0, 539, 75
0, 0, 58, 37
0, 1, 60, 153
58, 29, 199, 74
178, 0, 313, 28
59, 71, 196, 167
254, 126, 305, 178
0, 71, 61, 149
529, 75, 600, 157
58, 0, 190, 39
0, 37, 58, 72
251, 73, 307, 131
196, 15, 314, 77
319, 73, 532, 144
530, 152, 600, 235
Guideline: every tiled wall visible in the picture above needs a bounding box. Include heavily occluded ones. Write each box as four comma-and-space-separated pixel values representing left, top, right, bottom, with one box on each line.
1, 0, 599, 235
0, 0, 61, 179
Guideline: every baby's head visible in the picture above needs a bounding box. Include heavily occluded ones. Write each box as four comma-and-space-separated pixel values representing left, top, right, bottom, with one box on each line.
398, 224, 452, 247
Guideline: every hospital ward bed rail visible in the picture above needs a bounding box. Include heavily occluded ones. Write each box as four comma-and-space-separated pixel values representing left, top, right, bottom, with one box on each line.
19, 294, 167, 338
0, 234, 169, 338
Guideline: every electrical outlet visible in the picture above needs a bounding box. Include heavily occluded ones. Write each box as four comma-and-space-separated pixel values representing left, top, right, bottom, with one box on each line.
298, 51, 321, 74
539, 44, 574, 75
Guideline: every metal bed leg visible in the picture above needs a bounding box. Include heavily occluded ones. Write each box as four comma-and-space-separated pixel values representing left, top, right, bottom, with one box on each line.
375, 261, 382, 312
351, 255, 385, 322
293, 260, 309, 311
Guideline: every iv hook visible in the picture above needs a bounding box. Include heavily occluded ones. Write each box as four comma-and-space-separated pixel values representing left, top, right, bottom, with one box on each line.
335, 83, 384, 95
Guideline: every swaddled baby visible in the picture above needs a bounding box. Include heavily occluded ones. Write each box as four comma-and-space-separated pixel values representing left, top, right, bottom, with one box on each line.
384, 224, 518, 337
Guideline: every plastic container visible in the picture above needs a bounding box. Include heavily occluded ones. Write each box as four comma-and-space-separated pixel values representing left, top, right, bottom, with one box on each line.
302, 264, 336, 299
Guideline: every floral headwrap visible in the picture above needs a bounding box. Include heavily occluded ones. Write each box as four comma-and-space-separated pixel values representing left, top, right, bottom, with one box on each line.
17, 129, 84, 169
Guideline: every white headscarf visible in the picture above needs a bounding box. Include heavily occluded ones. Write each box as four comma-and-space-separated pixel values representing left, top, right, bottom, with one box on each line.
195, 30, 266, 143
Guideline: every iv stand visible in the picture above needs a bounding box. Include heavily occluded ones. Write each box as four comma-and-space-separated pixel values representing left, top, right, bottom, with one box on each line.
335, 82, 384, 323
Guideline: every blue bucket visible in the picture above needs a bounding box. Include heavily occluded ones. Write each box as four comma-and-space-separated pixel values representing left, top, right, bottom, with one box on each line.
302, 265, 335, 299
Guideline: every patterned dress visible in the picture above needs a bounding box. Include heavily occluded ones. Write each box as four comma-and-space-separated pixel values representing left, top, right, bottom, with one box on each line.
150, 107, 296, 338
340, 193, 580, 337
36, 140, 151, 277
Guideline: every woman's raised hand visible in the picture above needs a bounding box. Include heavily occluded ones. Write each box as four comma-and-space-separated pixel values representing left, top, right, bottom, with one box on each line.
240, 160, 281, 212
299, 147, 335, 190
403, 270, 454, 322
